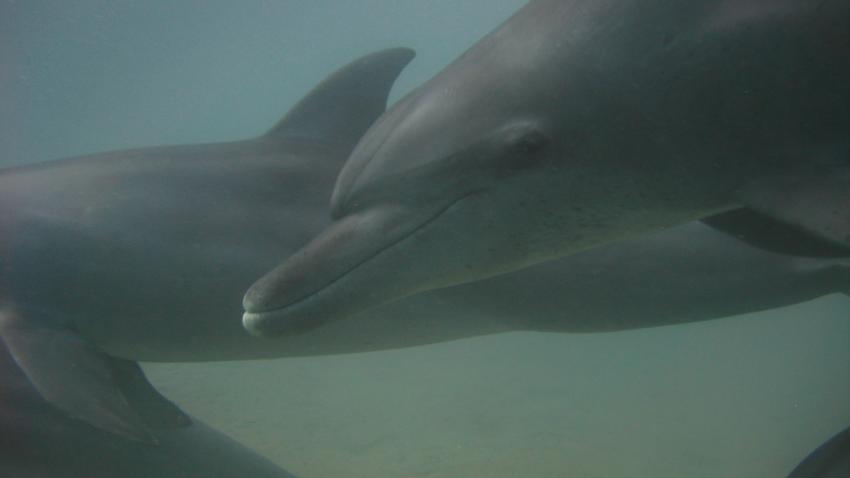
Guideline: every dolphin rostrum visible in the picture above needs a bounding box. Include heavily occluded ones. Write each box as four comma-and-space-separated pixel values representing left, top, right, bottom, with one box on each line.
242, 0, 850, 336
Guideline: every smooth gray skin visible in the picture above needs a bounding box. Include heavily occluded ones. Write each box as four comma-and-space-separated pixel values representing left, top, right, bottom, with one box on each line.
0, 48, 416, 361
0, 341, 298, 478
0, 48, 416, 443
0, 45, 846, 448
242, 0, 850, 335
787, 426, 850, 478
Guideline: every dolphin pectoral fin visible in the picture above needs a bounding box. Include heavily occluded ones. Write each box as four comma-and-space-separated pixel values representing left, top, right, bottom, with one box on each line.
108, 358, 192, 430
736, 168, 850, 250
263, 48, 415, 152
701, 208, 850, 258
0, 312, 188, 444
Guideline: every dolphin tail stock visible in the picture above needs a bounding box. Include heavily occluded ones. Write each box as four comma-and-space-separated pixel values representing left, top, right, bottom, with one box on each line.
787, 425, 850, 477
0, 308, 190, 445
262, 47, 415, 154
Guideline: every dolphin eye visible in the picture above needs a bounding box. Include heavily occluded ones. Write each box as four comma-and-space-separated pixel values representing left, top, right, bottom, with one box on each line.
483, 122, 550, 177
500, 128, 550, 174
510, 130, 549, 155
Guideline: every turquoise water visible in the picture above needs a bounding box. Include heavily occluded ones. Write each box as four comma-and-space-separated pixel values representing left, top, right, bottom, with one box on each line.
3, 1, 849, 477
1, 0, 524, 164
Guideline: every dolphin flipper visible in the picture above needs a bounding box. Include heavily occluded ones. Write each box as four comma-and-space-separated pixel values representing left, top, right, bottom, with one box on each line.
702, 208, 850, 258
0, 310, 189, 444
736, 168, 850, 250
788, 425, 850, 477
264, 47, 415, 152
107, 358, 192, 430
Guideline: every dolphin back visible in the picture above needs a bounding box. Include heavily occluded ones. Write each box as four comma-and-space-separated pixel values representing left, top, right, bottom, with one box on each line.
787, 426, 850, 478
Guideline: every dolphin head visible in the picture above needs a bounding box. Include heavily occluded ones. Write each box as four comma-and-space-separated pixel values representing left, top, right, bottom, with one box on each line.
240, 0, 850, 336
242, 33, 613, 336
241, 2, 703, 336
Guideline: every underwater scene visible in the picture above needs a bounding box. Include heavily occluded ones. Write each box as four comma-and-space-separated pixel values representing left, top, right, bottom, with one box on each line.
1, 1, 849, 477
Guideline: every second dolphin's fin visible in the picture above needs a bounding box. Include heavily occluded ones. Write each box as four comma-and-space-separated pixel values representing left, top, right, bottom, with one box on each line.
0, 309, 190, 445
263, 48, 415, 153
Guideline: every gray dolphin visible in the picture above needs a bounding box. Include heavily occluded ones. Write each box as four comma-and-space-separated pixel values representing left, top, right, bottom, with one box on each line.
787, 425, 850, 478
0, 48, 416, 443
241, 0, 850, 335
0, 340, 298, 478
1, 44, 847, 453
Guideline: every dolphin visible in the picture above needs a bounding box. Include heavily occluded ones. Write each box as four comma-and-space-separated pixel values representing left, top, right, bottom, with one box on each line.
0, 48, 416, 443
1, 44, 847, 451
0, 340, 298, 478
241, 0, 850, 335
787, 425, 850, 478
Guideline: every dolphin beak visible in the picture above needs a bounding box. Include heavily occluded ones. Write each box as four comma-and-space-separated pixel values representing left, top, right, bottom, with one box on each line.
242, 203, 438, 336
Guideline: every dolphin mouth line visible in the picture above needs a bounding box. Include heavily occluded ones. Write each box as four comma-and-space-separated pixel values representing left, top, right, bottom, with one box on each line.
244, 192, 477, 327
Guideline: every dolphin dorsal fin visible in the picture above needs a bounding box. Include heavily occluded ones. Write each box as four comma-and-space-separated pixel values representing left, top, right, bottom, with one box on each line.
264, 48, 415, 152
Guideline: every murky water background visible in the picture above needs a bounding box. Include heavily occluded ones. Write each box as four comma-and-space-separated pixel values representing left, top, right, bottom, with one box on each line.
145, 299, 850, 477
3, 1, 849, 477
1, 0, 523, 165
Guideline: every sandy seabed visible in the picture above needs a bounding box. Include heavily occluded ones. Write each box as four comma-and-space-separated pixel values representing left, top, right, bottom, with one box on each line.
146, 295, 850, 478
